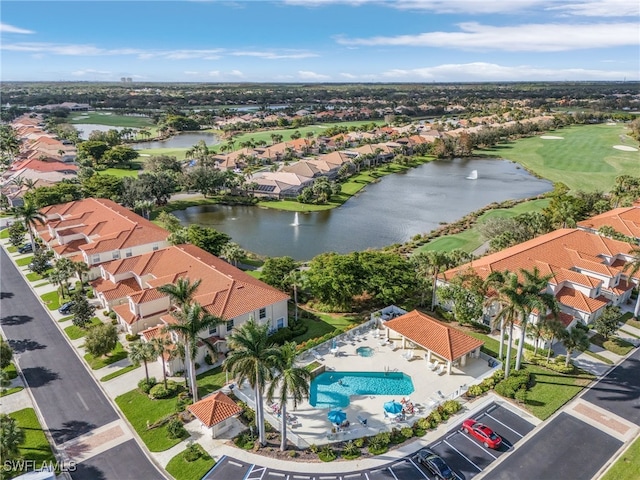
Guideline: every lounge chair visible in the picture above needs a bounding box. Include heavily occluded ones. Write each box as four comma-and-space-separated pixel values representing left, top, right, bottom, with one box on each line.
427, 359, 438, 370
435, 364, 445, 375
312, 350, 324, 361
357, 415, 368, 426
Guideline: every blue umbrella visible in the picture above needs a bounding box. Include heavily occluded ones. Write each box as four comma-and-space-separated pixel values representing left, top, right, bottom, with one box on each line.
331, 338, 337, 349
384, 401, 403, 415
327, 409, 347, 424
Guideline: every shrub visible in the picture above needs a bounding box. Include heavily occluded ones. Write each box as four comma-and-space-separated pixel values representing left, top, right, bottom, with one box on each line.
126, 334, 140, 342
149, 381, 179, 399
183, 443, 208, 462
400, 427, 414, 440
111, 319, 118, 326
204, 353, 213, 365
268, 327, 295, 345
108, 311, 117, 320
102, 310, 109, 316
415, 417, 431, 430
166, 418, 188, 439
492, 369, 505, 382
413, 427, 426, 437
495, 371, 531, 399
309, 444, 319, 454
441, 400, 462, 415
234, 432, 256, 450
353, 437, 365, 448
390, 428, 404, 444
138, 377, 157, 394
318, 444, 336, 462
367, 435, 388, 455
466, 384, 484, 397
342, 441, 361, 459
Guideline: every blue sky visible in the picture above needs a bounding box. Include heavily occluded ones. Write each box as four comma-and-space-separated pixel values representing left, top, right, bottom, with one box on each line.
1, 0, 638, 82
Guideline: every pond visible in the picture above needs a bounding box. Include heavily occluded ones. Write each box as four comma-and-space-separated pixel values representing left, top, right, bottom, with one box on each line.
131, 132, 221, 150
171, 157, 552, 260
75, 123, 127, 140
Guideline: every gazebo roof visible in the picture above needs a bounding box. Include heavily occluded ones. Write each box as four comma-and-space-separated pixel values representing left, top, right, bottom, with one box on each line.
384, 310, 484, 362
188, 391, 242, 427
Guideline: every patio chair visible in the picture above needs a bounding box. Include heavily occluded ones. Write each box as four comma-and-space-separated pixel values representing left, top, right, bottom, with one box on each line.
435, 364, 445, 375
427, 359, 438, 370
357, 415, 368, 426
312, 350, 324, 361
436, 390, 445, 400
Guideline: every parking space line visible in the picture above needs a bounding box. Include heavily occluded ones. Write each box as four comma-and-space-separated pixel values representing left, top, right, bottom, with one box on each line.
408, 458, 430, 479
247, 466, 267, 480
443, 440, 483, 472
459, 433, 498, 459
387, 466, 399, 480
484, 412, 524, 438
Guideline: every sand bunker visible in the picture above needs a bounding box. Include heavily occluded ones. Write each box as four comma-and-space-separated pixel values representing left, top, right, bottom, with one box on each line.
613, 145, 638, 152
540, 135, 564, 140
606, 122, 617, 126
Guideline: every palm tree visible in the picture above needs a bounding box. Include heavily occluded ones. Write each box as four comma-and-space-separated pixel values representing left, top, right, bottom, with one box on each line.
413, 250, 452, 310
165, 302, 224, 402
150, 335, 173, 389
15, 200, 45, 251
223, 318, 281, 447
559, 327, 590, 367
492, 271, 526, 379
622, 246, 640, 318
515, 267, 558, 371
128, 341, 157, 383
285, 270, 305, 323
483, 271, 509, 360
220, 242, 245, 267
266, 342, 310, 451
0, 414, 25, 462
71, 260, 91, 293
157, 277, 202, 310
53, 257, 75, 298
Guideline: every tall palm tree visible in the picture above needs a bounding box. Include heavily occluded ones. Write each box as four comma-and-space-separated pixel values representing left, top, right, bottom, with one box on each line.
483, 271, 509, 360
165, 302, 223, 402
492, 271, 526, 379
15, 200, 45, 251
285, 270, 305, 323
266, 342, 310, 451
622, 246, 640, 318
560, 328, 590, 367
515, 267, 558, 371
150, 335, 173, 389
71, 260, 91, 293
157, 277, 202, 310
223, 318, 281, 447
413, 250, 452, 310
128, 341, 157, 383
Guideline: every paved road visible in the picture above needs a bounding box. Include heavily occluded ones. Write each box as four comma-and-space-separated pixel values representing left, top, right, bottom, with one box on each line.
0, 248, 163, 480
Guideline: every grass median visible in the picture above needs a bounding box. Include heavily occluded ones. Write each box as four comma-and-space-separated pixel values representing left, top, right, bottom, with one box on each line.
5, 408, 56, 477
165, 444, 215, 480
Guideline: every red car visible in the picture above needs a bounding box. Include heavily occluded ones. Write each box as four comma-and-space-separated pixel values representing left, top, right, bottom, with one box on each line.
461, 419, 502, 449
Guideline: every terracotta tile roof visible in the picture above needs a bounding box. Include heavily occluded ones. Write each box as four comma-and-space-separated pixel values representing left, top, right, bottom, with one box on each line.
129, 288, 167, 303
385, 310, 484, 361
577, 206, 640, 239
11, 159, 77, 173
188, 391, 242, 427
555, 287, 609, 314
92, 277, 141, 301
602, 278, 634, 296
100, 244, 289, 319
113, 303, 138, 325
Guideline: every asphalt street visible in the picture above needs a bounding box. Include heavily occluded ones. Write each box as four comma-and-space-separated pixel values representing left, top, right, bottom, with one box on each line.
0, 248, 163, 480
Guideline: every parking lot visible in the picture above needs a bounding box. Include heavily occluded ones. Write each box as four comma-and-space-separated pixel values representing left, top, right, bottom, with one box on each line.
204, 402, 535, 480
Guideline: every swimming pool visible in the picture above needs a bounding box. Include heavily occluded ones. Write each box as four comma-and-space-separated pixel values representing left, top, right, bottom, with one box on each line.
309, 371, 414, 409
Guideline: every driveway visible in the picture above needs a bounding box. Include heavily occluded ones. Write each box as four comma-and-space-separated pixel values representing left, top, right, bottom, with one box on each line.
0, 248, 164, 480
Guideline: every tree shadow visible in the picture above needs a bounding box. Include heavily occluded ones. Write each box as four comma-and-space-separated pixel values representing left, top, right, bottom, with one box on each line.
21, 366, 58, 388
50, 420, 97, 444
1, 314, 33, 326
7, 338, 46, 353
69, 463, 108, 480
0, 291, 14, 300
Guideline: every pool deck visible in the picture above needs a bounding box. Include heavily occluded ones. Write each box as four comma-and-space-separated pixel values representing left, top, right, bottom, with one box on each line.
235, 328, 496, 447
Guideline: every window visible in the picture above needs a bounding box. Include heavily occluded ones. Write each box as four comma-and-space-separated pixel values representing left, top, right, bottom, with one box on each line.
226, 319, 234, 331
208, 325, 218, 336
277, 317, 284, 329
259, 308, 266, 319
125, 249, 133, 258
112, 251, 120, 260
92, 254, 100, 264
152, 243, 159, 251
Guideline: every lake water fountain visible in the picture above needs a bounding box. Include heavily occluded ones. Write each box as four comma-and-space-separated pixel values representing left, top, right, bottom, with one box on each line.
292, 212, 300, 227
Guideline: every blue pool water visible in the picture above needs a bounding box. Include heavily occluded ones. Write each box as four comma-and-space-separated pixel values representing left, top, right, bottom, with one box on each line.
356, 346, 374, 357
310, 371, 414, 409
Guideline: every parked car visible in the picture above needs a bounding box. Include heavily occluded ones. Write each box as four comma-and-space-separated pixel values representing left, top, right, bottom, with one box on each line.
416, 448, 455, 480
18, 243, 33, 253
28, 260, 52, 271
58, 301, 75, 315
461, 419, 502, 449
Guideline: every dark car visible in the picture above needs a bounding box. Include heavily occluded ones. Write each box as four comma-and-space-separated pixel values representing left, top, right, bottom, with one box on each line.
462, 418, 502, 449
18, 243, 33, 253
58, 301, 75, 315
416, 448, 455, 480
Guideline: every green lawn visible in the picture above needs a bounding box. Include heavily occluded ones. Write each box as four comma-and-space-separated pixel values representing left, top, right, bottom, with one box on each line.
39, 291, 61, 310
590, 334, 635, 356
625, 317, 640, 329
99, 167, 142, 178
115, 389, 185, 452
68, 111, 154, 128
464, 331, 501, 358
601, 435, 640, 480
196, 367, 227, 398
100, 363, 141, 382
84, 342, 128, 369
478, 124, 640, 192
1, 386, 24, 397
26, 271, 45, 282
292, 311, 359, 343
6, 408, 56, 478
244, 270, 262, 280
165, 444, 215, 480
0, 228, 9, 239
524, 364, 594, 420
582, 349, 614, 365
7, 245, 17, 253
16, 256, 34, 266
63, 317, 102, 340
414, 197, 551, 254
4, 363, 18, 381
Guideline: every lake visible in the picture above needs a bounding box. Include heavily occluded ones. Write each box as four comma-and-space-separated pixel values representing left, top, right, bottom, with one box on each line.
74, 125, 220, 150
172, 157, 553, 260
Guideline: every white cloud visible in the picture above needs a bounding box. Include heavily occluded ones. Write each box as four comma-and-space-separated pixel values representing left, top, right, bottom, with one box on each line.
380, 62, 633, 81
340, 72, 358, 79
228, 70, 244, 77
298, 70, 331, 80
71, 69, 112, 77
231, 50, 318, 60
547, 0, 639, 17
336, 22, 639, 52
0, 23, 34, 34
284, 0, 544, 14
